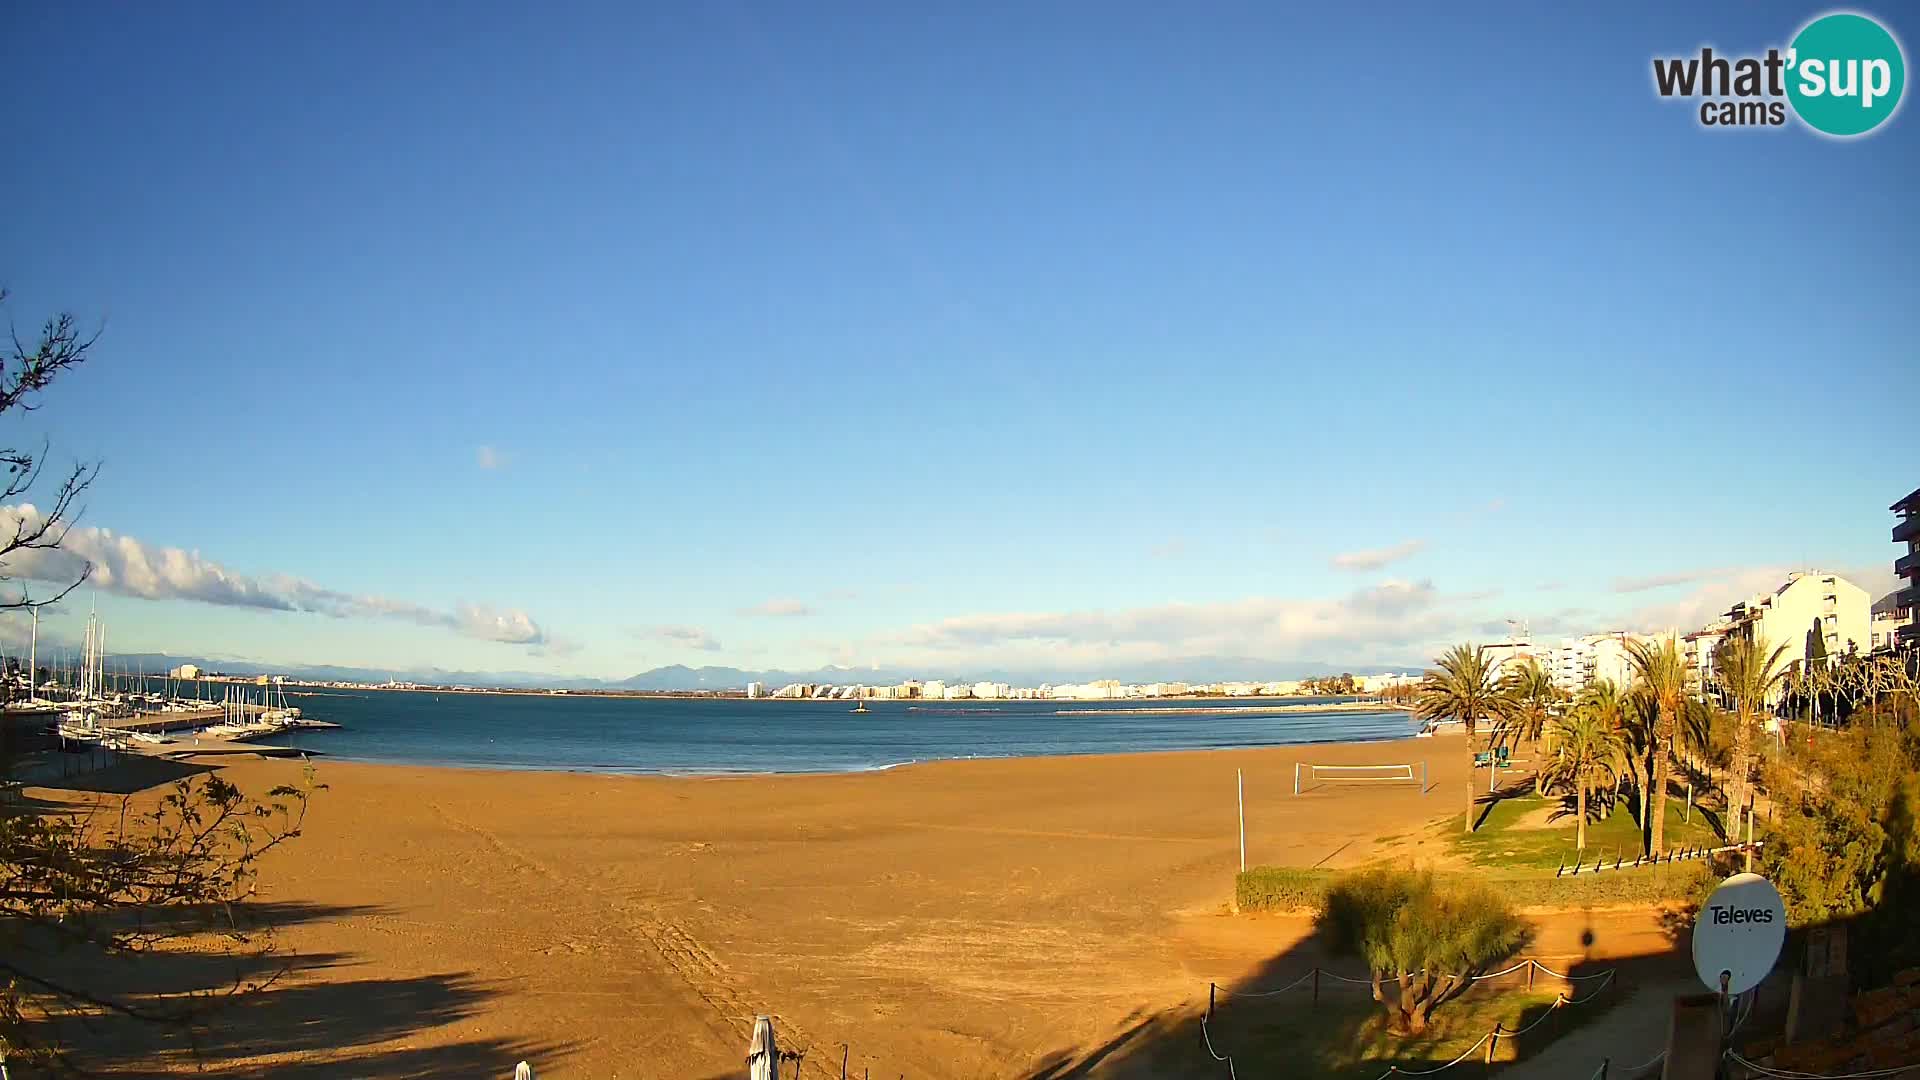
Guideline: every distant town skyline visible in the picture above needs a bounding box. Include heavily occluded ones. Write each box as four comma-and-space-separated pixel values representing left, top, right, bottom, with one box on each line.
2, 3, 1912, 680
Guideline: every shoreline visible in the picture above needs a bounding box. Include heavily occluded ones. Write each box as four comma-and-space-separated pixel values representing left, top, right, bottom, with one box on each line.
279, 681, 1409, 706
297, 725, 1430, 779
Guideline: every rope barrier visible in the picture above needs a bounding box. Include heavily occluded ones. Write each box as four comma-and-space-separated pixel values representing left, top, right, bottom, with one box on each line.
1724, 1050, 1920, 1078
1198, 1017, 1239, 1080
1560, 971, 1616, 1006
1616, 1050, 1666, 1078
1208, 961, 1621, 1079
1528, 960, 1617, 981
1214, 970, 1318, 997
1367, 1031, 1497, 1078
1230, 959, 1614, 995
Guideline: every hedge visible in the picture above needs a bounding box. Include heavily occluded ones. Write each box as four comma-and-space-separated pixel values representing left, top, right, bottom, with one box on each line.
1235, 861, 1713, 914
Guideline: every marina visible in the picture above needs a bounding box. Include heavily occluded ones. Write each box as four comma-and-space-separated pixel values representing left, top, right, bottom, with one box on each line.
12, 610, 339, 763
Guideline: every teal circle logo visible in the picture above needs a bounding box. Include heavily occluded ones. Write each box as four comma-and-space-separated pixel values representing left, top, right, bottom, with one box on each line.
1787, 12, 1906, 136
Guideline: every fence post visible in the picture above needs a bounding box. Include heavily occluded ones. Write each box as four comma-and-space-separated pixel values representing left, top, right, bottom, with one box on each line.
1207, 982, 1216, 1023
842, 1045, 849, 1080
1313, 968, 1320, 1008
1486, 1024, 1500, 1064
1527, 961, 1535, 992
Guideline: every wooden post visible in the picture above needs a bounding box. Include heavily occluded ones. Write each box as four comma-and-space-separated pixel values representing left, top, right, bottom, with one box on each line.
1486, 1024, 1500, 1064
1237, 769, 1246, 873
1745, 806, 1754, 873
1313, 968, 1320, 1007
1684, 782, 1692, 823
1527, 961, 1535, 992
842, 1046, 849, 1080
1207, 983, 1216, 1023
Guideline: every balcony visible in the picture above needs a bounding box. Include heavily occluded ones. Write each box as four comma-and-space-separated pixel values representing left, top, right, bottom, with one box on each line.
1896, 515, 1920, 544
1898, 549, 1920, 579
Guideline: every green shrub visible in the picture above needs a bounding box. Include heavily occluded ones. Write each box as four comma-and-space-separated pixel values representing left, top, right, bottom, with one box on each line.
1235, 861, 1711, 913
1316, 868, 1528, 1034
1235, 866, 1333, 911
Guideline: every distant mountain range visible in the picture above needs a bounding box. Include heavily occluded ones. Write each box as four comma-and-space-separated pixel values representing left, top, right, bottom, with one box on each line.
37, 651, 1424, 692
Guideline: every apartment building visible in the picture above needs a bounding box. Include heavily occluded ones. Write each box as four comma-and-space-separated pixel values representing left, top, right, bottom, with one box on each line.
1894, 487, 1920, 651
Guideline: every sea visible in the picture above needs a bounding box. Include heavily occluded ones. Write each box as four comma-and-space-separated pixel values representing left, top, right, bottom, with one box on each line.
231, 689, 1420, 775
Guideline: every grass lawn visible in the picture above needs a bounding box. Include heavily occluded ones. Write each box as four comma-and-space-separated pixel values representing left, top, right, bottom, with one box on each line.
1449, 792, 1734, 871
1196, 984, 1611, 1078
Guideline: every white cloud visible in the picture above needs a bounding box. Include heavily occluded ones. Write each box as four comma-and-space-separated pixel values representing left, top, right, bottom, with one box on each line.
877, 579, 1466, 671
0, 504, 546, 646
1618, 565, 1894, 635
739, 598, 816, 617
1611, 567, 1734, 593
1330, 538, 1427, 572
642, 625, 722, 652
476, 445, 505, 470
1149, 538, 1188, 559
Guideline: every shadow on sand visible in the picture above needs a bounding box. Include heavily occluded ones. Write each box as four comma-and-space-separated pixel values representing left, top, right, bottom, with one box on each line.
1011, 905, 1691, 1079
17, 902, 577, 1078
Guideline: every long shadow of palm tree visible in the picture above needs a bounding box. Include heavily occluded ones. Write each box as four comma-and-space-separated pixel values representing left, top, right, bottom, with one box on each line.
18, 900, 579, 1077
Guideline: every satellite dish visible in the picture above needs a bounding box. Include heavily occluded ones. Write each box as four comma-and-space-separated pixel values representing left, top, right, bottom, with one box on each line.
1692, 873, 1786, 996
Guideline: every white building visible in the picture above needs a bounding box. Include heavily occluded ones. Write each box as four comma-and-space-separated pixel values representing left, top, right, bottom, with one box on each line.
745, 681, 763, 699
1720, 572, 1866, 664
922, 680, 945, 701
1481, 640, 1544, 686
169, 663, 200, 680
1871, 592, 1908, 653
1695, 571, 1871, 680
1356, 673, 1417, 695
1871, 610, 1905, 653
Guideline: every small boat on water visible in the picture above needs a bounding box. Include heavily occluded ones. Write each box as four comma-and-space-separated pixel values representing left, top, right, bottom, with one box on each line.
850, 701, 869, 714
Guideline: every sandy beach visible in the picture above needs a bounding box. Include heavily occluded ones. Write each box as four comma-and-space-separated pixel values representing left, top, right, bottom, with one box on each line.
41, 739, 1679, 1078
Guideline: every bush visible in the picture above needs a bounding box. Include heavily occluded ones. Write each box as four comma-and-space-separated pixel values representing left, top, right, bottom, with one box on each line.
1235, 861, 1711, 914
1235, 866, 1333, 912
1315, 868, 1528, 1034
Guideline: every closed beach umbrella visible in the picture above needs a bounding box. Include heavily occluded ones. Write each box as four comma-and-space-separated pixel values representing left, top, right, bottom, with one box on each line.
513, 1062, 534, 1080
748, 1016, 778, 1080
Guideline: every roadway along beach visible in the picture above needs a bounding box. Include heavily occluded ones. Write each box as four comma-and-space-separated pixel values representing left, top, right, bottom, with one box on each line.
51, 737, 1677, 1078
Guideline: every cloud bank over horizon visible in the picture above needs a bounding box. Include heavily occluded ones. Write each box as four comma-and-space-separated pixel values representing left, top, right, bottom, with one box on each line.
0, 504, 548, 646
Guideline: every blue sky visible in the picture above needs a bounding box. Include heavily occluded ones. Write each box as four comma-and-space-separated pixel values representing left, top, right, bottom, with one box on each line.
1, 1, 1913, 679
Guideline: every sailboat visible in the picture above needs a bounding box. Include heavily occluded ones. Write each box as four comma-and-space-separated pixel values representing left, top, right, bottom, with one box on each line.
850, 699, 870, 714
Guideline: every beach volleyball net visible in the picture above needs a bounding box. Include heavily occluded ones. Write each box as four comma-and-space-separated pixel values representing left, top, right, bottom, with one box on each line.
1294, 761, 1426, 795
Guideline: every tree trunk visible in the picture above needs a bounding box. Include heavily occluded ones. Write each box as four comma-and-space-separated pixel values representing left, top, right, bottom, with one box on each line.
1649, 706, 1672, 854
1464, 739, 1476, 833
1730, 707, 1750, 818
1576, 783, 1588, 852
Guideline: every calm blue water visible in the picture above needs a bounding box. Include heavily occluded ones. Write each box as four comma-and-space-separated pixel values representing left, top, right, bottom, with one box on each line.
218, 689, 1420, 774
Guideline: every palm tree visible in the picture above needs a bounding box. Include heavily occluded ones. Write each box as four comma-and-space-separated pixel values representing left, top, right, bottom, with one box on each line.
1712, 633, 1790, 816
1539, 706, 1625, 852
1415, 644, 1500, 834
1497, 658, 1561, 750
1578, 679, 1628, 815
1626, 634, 1692, 855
